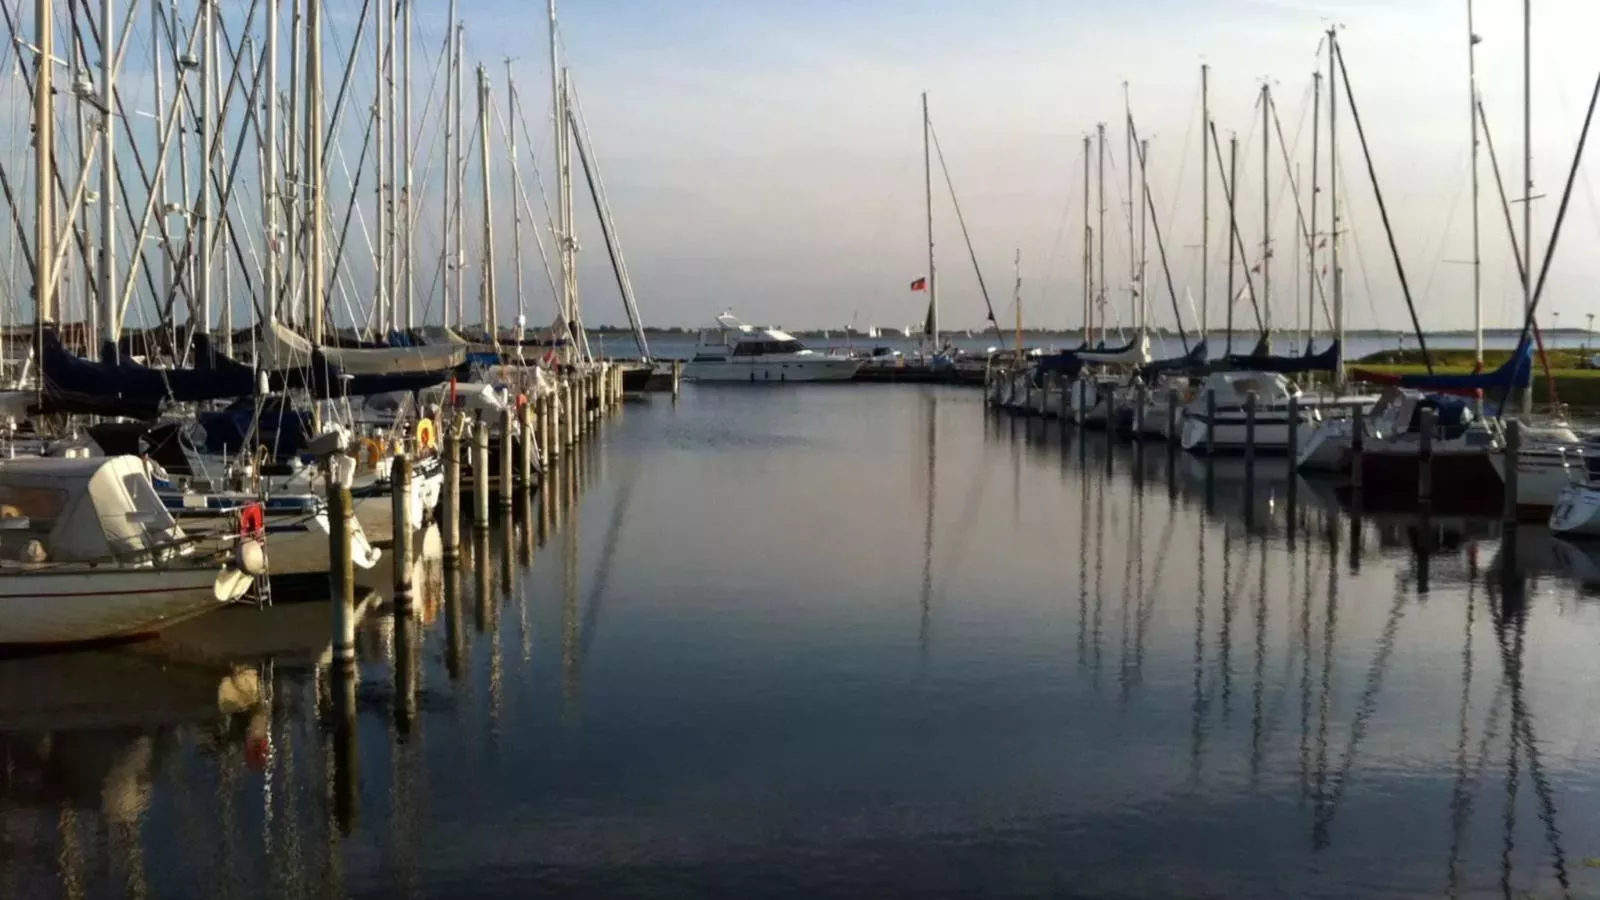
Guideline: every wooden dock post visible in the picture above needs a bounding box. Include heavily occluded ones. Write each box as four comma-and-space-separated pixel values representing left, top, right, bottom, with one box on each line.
1503, 419, 1521, 526
498, 404, 515, 509
1134, 382, 1147, 438
518, 398, 535, 489
1166, 387, 1179, 447
672, 360, 682, 398
1351, 405, 1366, 490
473, 415, 491, 528
442, 420, 461, 567
1418, 406, 1436, 506
539, 392, 553, 466
328, 480, 356, 663
390, 449, 414, 617
1244, 390, 1257, 466
1205, 389, 1217, 456
564, 378, 576, 447
1286, 394, 1300, 465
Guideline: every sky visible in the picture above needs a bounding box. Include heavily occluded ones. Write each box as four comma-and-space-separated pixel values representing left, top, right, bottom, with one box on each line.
456, 0, 1600, 335
7, 0, 1600, 339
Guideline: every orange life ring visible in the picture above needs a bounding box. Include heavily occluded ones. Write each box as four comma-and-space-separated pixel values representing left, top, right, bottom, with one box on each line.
359, 437, 386, 469
415, 417, 438, 450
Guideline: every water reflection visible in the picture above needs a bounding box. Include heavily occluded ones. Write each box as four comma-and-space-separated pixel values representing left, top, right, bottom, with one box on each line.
5, 387, 1600, 898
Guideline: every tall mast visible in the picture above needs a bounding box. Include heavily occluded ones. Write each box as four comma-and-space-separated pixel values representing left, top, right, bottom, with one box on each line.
562, 68, 585, 361
1082, 135, 1091, 342
1124, 83, 1135, 331
1096, 121, 1106, 346
1012, 248, 1021, 354
1519, 0, 1531, 415
1468, 0, 1482, 367
1139, 137, 1148, 332
401, 0, 414, 330
99, 0, 117, 357
477, 64, 497, 348
548, 0, 569, 353
1328, 28, 1344, 389
1200, 64, 1209, 345
306, 0, 324, 349
264, 0, 279, 325
34, 0, 55, 383
197, 0, 215, 338
1261, 82, 1271, 337
387, 0, 400, 334
452, 21, 465, 330
441, 0, 457, 329
1308, 71, 1321, 351
922, 92, 937, 348
1225, 134, 1237, 353
286, 0, 301, 328
373, 0, 388, 336
509, 61, 524, 337
154, 0, 171, 335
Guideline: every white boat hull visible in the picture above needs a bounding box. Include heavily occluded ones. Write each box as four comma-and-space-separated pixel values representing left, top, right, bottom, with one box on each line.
1490, 450, 1583, 514
1180, 411, 1312, 454
1296, 420, 1353, 471
0, 566, 240, 647
683, 358, 861, 382
1550, 484, 1600, 536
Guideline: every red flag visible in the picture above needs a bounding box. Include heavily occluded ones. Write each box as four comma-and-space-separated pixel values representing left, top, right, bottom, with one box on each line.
1251, 263, 1262, 274
1321, 264, 1329, 275
1317, 237, 1327, 249
909, 276, 927, 292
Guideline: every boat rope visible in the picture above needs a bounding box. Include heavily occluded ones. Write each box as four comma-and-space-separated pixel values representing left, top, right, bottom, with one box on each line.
1333, 39, 1433, 375
1207, 121, 1265, 339
1497, 64, 1600, 414
1128, 113, 1191, 355
927, 122, 1001, 337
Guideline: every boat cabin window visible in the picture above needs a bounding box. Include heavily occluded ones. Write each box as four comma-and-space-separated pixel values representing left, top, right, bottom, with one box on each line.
732, 339, 802, 357
0, 484, 66, 558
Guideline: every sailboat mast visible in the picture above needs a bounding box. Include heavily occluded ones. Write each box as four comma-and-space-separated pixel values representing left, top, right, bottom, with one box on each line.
1082, 135, 1091, 343
1139, 137, 1148, 332
1096, 121, 1106, 346
441, 0, 457, 329
510, 61, 525, 336
306, 0, 324, 349
922, 92, 937, 348
1124, 83, 1134, 331
1012, 249, 1021, 354
402, 0, 414, 331
1328, 28, 1344, 389
264, 0, 279, 325
34, 0, 54, 383
387, 0, 400, 334
198, 0, 215, 338
1225, 134, 1237, 352
1261, 82, 1271, 337
99, 0, 116, 357
1308, 71, 1320, 351
374, 0, 388, 336
549, 0, 569, 353
452, 21, 465, 331
1469, 0, 1482, 367
477, 65, 497, 349
1520, 0, 1531, 415
1200, 64, 1209, 345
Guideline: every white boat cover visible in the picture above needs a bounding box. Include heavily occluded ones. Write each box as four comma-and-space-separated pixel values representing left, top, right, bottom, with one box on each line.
1192, 370, 1299, 407
413, 325, 471, 346
417, 381, 507, 413
1078, 332, 1153, 366
0, 456, 185, 562
256, 320, 465, 375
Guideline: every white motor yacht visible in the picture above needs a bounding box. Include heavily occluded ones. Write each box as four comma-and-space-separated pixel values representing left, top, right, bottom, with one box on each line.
684, 314, 862, 383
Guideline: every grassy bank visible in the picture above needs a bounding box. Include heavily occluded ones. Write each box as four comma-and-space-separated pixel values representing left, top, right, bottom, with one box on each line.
1352, 347, 1600, 409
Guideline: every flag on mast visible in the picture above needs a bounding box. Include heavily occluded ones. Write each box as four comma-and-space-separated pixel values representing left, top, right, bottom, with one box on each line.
909, 276, 928, 292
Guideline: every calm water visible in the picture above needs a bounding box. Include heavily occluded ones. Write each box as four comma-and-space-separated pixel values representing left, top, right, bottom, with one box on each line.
6, 385, 1600, 899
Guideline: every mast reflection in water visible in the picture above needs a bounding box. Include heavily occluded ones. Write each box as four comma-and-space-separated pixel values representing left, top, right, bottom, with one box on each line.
3, 385, 1599, 899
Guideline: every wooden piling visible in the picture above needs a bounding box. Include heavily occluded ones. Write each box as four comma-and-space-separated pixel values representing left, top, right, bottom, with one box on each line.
473, 415, 491, 528
391, 449, 414, 616
498, 405, 515, 509
518, 399, 535, 489
442, 420, 461, 567
1244, 390, 1257, 465
1503, 419, 1521, 526
539, 392, 552, 466
1418, 406, 1436, 505
1286, 394, 1300, 465
328, 480, 356, 662
1351, 405, 1366, 490
1205, 388, 1217, 456
1134, 382, 1147, 438
672, 360, 682, 398
1166, 387, 1179, 446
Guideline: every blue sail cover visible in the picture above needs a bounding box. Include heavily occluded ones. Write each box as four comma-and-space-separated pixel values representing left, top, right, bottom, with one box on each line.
1350, 339, 1532, 393
1034, 336, 1135, 379
1217, 339, 1341, 375
41, 330, 255, 409
1137, 341, 1208, 381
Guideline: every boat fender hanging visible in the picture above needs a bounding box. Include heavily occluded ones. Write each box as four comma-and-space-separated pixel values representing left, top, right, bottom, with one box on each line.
238, 502, 265, 539
234, 538, 269, 577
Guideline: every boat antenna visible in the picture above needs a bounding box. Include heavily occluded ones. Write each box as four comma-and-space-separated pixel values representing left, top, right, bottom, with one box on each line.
1333, 40, 1432, 374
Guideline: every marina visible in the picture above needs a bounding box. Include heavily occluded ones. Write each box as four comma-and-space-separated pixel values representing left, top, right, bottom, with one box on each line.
4, 0, 1600, 895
